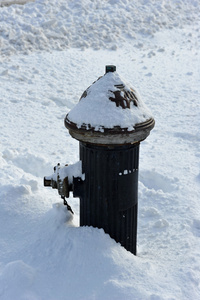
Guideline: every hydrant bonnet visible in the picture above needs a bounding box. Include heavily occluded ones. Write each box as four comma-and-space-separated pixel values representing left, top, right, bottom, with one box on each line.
65, 66, 155, 145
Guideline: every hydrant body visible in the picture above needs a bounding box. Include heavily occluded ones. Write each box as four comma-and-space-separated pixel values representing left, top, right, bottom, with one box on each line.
77, 142, 139, 254
44, 66, 155, 255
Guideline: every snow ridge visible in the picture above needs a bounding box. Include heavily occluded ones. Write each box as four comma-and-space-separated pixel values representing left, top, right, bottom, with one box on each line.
0, 0, 199, 56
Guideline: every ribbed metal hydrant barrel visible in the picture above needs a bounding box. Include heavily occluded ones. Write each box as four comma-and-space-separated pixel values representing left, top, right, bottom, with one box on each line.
64, 65, 155, 255
79, 143, 139, 254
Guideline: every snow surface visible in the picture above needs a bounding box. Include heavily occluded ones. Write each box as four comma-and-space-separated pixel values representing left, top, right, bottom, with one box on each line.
0, 0, 199, 56
0, 0, 200, 299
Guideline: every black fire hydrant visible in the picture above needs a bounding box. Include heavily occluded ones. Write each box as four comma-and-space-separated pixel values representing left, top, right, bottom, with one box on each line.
44, 65, 155, 255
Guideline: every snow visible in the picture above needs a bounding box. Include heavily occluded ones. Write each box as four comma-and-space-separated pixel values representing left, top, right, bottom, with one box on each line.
0, 0, 199, 56
66, 70, 153, 131
46, 161, 85, 184
0, 0, 200, 299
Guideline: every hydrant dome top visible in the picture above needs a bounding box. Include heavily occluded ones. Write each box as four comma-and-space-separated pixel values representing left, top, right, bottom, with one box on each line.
65, 66, 155, 145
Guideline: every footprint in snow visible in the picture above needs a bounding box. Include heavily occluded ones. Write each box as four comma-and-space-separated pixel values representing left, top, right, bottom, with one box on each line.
139, 170, 179, 193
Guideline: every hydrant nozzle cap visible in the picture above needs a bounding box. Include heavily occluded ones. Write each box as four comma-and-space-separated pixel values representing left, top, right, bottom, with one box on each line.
105, 65, 116, 73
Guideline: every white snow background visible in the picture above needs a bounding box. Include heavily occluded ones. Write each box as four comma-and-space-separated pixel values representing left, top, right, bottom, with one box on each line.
0, 0, 200, 299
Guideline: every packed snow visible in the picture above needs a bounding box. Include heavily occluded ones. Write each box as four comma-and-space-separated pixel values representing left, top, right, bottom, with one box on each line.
0, 0, 200, 299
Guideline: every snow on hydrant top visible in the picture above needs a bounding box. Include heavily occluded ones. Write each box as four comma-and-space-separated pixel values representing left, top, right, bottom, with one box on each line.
65, 66, 155, 145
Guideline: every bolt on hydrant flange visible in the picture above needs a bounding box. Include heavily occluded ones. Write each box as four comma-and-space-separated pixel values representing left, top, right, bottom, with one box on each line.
44, 65, 155, 255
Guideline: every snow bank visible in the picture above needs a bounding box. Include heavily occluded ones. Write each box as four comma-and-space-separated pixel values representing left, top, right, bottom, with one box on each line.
0, 0, 199, 56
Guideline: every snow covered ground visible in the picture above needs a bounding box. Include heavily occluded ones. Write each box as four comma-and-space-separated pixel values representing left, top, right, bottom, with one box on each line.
0, 0, 200, 299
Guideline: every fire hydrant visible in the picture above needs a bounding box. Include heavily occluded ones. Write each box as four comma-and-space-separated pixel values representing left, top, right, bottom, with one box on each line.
44, 65, 155, 255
